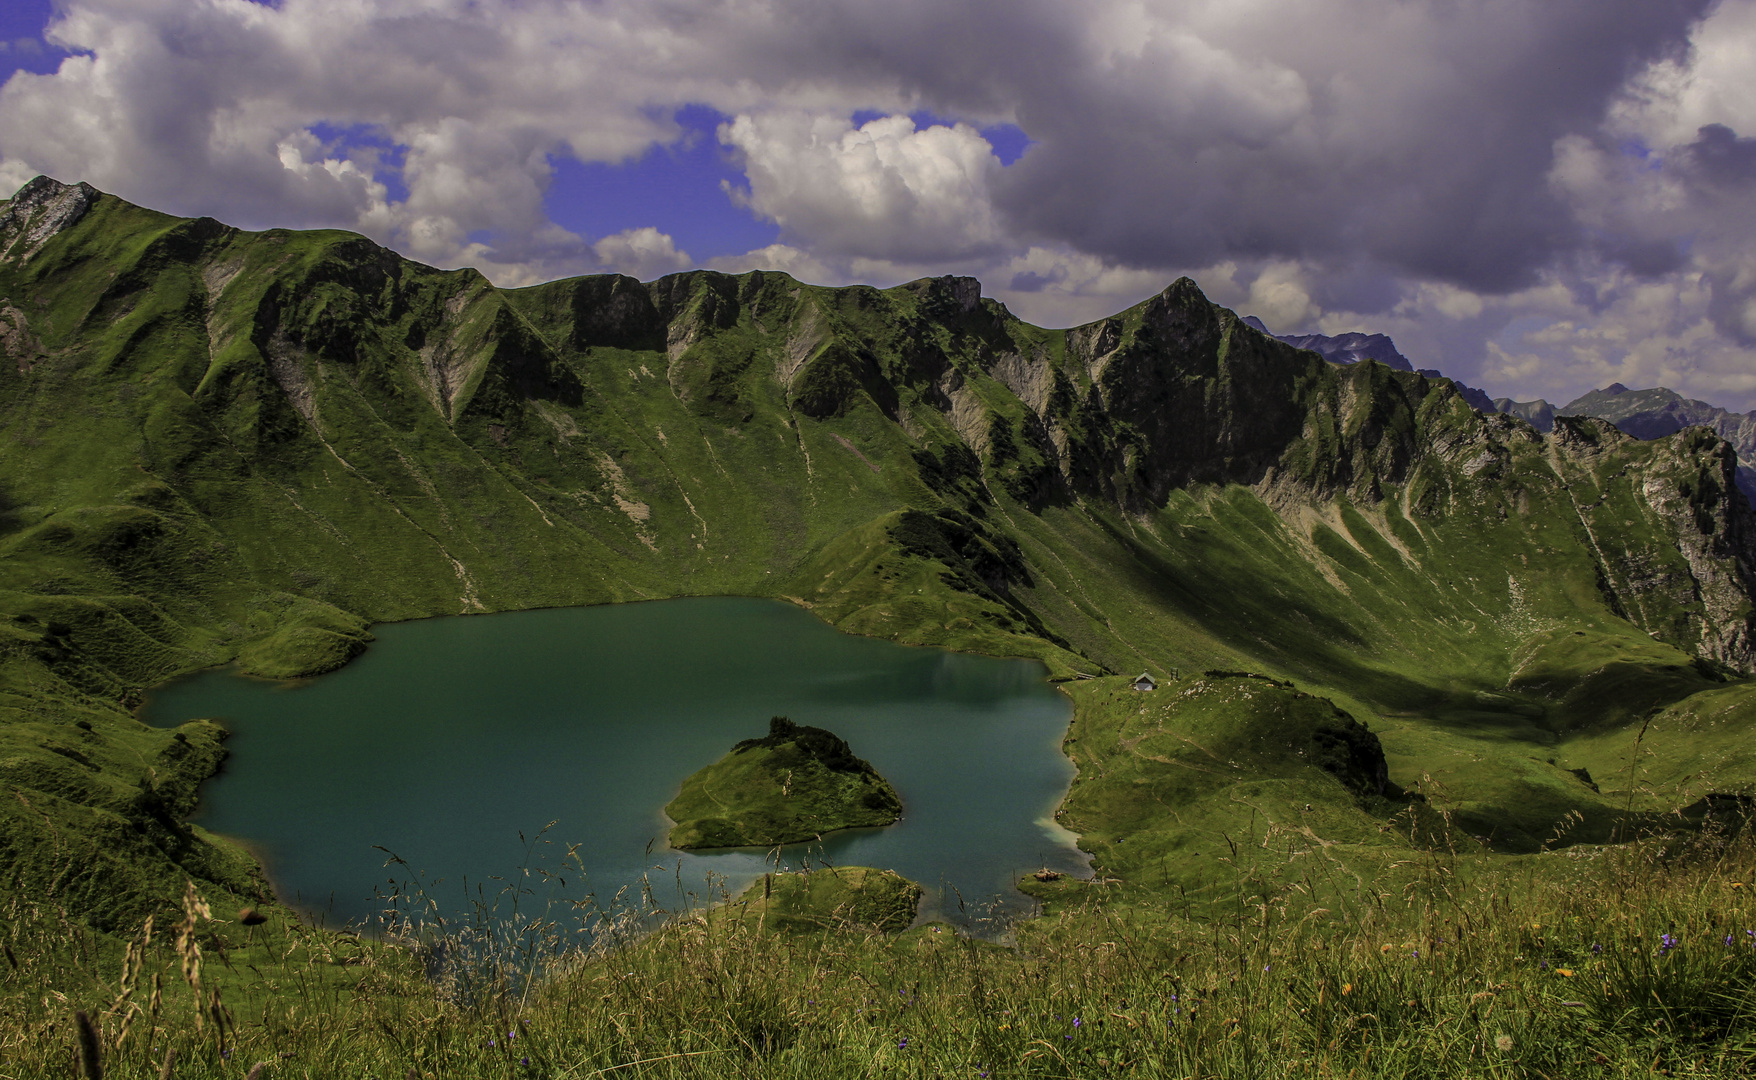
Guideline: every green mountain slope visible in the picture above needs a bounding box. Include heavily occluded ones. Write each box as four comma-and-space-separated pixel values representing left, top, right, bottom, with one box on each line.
5, 175, 1756, 927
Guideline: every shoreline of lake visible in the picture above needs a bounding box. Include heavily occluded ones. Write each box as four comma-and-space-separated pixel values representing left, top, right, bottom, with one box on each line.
143, 597, 1091, 931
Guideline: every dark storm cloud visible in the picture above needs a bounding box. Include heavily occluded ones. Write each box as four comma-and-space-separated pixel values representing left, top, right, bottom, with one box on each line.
690, 0, 1716, 298
926, 0, 1706, 294
1682, 123, 1756, 186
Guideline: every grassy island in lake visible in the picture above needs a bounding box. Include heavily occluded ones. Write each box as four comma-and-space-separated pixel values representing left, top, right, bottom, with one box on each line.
666, 717, 903, 848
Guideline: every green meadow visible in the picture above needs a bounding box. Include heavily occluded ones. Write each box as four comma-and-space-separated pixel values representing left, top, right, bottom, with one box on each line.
5, 175, 1756, 1074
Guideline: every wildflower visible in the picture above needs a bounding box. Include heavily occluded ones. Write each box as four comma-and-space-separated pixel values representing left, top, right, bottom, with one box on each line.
1495, 1034, 1514, 1052
1341, 983, 1352, 996
997, 1024, 1011, 1031
1660, 933, 1680, 955
1073, 1017, 1082, 1029
1592, 943, 1603, 954
1380, 943, 1393, 954
899, 1038, 908, 1050
1556, 968, 1575, 977
521, 1057, 529, 1067
1728, 935, 1736, 947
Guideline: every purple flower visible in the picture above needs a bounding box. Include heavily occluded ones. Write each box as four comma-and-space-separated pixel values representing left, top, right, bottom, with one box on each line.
898, 1038, 908, 1050
1592, 943, 1603, 954
1661, 933, 1680, 955
521, 1057, 529, 1067
1727, 935, 1736, 946
1073, 1017, 1082, 1029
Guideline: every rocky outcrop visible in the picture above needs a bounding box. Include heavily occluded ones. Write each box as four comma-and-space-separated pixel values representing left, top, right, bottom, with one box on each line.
1562, 384, 1756, 506
0, 176, 96, 266
1634, 427, 1756, 669
1494, 397, 1556, 432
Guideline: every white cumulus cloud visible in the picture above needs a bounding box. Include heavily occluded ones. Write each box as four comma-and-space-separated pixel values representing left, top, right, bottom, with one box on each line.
592, 227, 693, 281
720, 112, 1005, 263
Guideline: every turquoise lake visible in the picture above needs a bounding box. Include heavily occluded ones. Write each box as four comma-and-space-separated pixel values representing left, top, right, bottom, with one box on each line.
143, 597, 1088, 929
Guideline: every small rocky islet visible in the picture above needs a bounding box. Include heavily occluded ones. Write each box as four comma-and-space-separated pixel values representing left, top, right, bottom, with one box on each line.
665, 717, 903, 849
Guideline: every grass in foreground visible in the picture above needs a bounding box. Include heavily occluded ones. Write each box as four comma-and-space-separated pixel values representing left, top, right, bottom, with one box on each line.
11, 830, 1756, 1077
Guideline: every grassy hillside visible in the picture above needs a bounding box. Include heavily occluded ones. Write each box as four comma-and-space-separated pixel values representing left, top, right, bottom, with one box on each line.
12, 831, 1756, 1077
3, 172, 1756, 943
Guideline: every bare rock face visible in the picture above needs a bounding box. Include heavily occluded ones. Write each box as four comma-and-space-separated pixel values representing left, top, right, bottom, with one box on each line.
0, 176, 97, 265
1635, 428, 1756, 670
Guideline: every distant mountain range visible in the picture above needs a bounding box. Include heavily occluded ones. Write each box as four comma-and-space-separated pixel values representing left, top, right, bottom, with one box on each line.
1244, 317, 1756, 504
1241, 315, 1500, 412
1538, 385, 1756, 504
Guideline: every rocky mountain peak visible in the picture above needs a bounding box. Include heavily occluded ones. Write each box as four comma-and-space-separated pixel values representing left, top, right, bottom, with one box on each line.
1, 175, 98, 266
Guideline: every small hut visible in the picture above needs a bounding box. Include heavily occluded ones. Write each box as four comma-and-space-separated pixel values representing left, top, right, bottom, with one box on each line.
1131, 672, 1157, 692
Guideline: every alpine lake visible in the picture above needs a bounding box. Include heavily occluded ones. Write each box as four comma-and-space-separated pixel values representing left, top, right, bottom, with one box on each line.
143, 597, 1089, 931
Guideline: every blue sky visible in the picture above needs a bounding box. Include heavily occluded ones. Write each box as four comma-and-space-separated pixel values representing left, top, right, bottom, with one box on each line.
2, 0, 1756, 410
0, 0, 70, 78
543, 106, 780, 262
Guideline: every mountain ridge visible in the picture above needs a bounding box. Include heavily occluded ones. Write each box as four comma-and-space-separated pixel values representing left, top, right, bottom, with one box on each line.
1245, 309, 1756, 506
4, 175, 1756, 928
